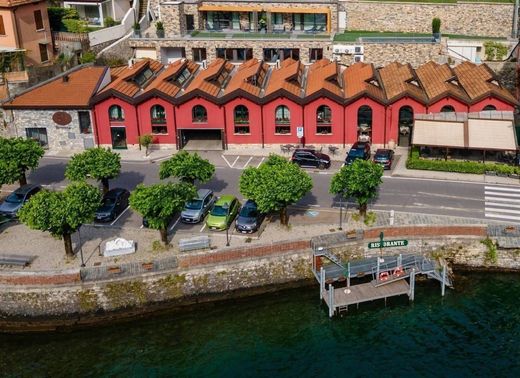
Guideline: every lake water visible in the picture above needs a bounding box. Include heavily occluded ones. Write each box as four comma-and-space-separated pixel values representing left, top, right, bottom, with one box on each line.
2, 272, 520, 377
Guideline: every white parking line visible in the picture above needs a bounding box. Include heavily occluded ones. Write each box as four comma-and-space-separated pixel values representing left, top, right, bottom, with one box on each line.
242, 156, 253, 169
231, 156, 240, 168
485, 186, 520, 193
169, 215, 181, 231
110, 206, 130, 226
256, 157, 265, 168
221, 155, 233, 168
200, 223, 207, 232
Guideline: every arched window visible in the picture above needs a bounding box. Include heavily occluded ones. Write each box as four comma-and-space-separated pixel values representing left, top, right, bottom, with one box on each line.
316, 105, 332, 134
275, 105, 290, 134
151, 105, 166, 124
234, 105, 250, 134
234, 105, 249, 124
192, 105, 207, 122
440, 105, 455, 113
357, 105, 372, 127
398, 106, 413, 127
109, 105, 124, 121
483, 105, 497, 111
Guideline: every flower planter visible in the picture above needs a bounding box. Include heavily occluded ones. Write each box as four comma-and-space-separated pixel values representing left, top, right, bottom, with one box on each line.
142, 262, 154, 270
108, 266, 122, 274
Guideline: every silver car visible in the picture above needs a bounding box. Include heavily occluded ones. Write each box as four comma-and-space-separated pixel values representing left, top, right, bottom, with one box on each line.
181, 189, 215, 223
0, 184, 41, 218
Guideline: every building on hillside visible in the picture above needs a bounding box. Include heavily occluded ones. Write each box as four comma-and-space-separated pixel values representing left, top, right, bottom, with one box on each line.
1, 64, 109, 150
63, 0, 131, 28
0, 0, 53, 66
1, 58, 516, 153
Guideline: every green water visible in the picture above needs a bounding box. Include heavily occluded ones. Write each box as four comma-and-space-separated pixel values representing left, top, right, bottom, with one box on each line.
2, 273, 520, 377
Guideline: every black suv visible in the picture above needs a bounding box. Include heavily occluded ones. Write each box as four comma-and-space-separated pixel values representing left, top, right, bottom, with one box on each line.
345, 142, 371, 165
291, 149, 331, 169
95, 188, 130, 222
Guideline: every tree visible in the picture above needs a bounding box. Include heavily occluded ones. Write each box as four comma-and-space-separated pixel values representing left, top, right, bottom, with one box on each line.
0, 137, 44, 187
239, 154, 312, 226
129, 182, 196, 245
330, 159, 383, 217
65, 147, 121, 194
159, 150, 215, 184
139, 134, 153, 157
18, 182, 101, 257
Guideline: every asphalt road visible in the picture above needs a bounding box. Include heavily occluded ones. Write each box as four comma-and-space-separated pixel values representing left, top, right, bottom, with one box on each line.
23, 155, 493, 223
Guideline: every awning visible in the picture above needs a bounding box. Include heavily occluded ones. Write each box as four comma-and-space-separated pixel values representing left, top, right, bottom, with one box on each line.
467, 119, 517, 150
199, 5, 262, 12
412, 120, 465, 148
266, 7, 330, 14
413, 118, 518, 150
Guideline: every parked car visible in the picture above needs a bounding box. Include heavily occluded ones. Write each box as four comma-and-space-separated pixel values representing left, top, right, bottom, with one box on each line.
235, 200, 265, 233
206, 195, 240, 231
0, 184, 41, 218
180, 189, 216, 224
345, 142, 371, 165
95, 188, 130, 222
291, 149, 331, 169
373, 149, 394, 170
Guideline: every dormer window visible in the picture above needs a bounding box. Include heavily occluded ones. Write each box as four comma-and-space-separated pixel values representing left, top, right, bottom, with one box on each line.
175, 68, 191, 86
489, 79, 499, 87
133, 67, 154, 87
408, 79, 420, 87
446, 77, 460, 86
368, 79, 379, 87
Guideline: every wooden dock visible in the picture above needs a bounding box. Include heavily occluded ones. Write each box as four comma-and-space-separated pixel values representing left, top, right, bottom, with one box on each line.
322, 280, 410, 315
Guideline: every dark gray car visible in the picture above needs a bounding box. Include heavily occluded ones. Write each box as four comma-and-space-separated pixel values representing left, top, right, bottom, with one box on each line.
0, 184, 41, 218
180, 189, 215, 223
235, 200, 265, 233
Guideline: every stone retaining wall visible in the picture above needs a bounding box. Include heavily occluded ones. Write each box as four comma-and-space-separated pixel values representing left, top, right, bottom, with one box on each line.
345, 1, 514, 38
0, 224, 517, 331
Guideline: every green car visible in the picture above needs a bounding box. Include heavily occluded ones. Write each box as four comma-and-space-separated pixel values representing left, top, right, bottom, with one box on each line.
206, 195, 241, 230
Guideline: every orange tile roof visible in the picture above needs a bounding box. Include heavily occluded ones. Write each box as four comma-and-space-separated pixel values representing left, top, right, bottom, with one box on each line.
378, 62, 427, 102
224, 58, 268, 97
343, 62, 385, 101
143, 59, 199, 98
305, 59, 342, 97
100, 59, 163, 98
184, 58, 234, 97
453, 61, 517, 104
415, 61, 468, 102
0, 0, 41, 7
3, 66, 106, 108
264, 58, 303, 97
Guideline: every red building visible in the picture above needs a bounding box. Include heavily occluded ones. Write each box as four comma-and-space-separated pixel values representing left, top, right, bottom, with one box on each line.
84, 58, 518, 150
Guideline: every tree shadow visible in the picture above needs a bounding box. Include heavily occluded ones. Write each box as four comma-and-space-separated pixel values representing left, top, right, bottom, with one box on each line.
110, 171, 146, 191
202, 177, 227, 193
27, 163, 67, 186
298, 192, 318, 206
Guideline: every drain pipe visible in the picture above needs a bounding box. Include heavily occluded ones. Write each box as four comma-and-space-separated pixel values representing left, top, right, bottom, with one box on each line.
513, 0, 519, 39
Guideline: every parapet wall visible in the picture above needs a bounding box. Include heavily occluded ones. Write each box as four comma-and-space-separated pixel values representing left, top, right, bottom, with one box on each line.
0, 225, 517, 332
345, 1, 514, 38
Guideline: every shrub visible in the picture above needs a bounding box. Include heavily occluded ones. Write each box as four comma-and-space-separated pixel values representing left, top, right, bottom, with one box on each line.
432, 18, 441, 34
63, 19, 88, 33
104, 17, 117, 27
406, 146, 519, 176
156, 21, 164, 31
483, 41, 508, 61
48, 7, 79, 31
79, 51, 96, 64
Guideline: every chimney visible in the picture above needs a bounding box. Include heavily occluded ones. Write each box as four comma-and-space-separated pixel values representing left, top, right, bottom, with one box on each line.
128, 58, 134, 68
62, 74, 69, 83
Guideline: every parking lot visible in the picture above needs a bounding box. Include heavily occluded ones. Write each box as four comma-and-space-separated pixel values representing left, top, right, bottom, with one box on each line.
221, 154, 345, 172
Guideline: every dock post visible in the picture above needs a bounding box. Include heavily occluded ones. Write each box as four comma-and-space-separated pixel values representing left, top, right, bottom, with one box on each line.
376, 256, 380, 282
328, 283, 334, 318
347, 262, 351, 288
441, 263, 447, 297
410, 268, 415, 301
320, 267, 325, 300
397, 254, 402, 268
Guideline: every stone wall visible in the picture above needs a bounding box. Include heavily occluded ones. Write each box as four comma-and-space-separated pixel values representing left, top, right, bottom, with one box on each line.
345, 1, 514, 38
8, 109, 95, 151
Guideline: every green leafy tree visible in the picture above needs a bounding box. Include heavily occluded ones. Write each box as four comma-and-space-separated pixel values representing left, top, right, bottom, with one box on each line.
139, 134, 154, 157
330, 159, 383, 217
65, 147, 121, 194
0, 137, 44, 187
18, 182, 101, 257
129, 182, 196, 245
159, 150, 215, 184
239, 154, 312, 226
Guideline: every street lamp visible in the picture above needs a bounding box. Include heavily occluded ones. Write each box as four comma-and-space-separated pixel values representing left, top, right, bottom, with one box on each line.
78, 226, 85, 267
338, 196, 343, 231
226, 226, 230, 247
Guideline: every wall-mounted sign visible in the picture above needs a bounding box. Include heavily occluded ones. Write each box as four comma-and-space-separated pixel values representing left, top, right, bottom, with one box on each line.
52, 112, 72, 126
296, 126, 304, 138
368, 239, 408, 249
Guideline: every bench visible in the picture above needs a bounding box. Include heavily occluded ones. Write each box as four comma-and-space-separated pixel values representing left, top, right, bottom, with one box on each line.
0, 254, 37, 267
179, 236, 211, 252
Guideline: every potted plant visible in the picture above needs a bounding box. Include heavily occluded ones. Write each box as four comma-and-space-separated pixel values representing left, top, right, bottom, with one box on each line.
133, 22, 141, 38
432, 17, 441, 41
156, 21, 164, 38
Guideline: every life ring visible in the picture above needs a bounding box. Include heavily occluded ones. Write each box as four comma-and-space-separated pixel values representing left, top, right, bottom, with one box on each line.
379, 272, 389, 281
393, 266, 404, 277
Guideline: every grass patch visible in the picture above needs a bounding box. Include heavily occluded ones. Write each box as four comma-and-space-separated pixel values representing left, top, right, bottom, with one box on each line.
406, 147, 520, 176
152, 240, 171, 253
232, 33, 291, 39
364, 212, 377, 227
334, 30, 431, 42
296, 34, 330, 39
481, 237, 498, 264
190, 31, 227, 38
444, 34, 507, 40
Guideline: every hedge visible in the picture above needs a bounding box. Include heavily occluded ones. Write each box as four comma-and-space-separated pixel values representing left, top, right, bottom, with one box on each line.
406, 147, 519, 176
